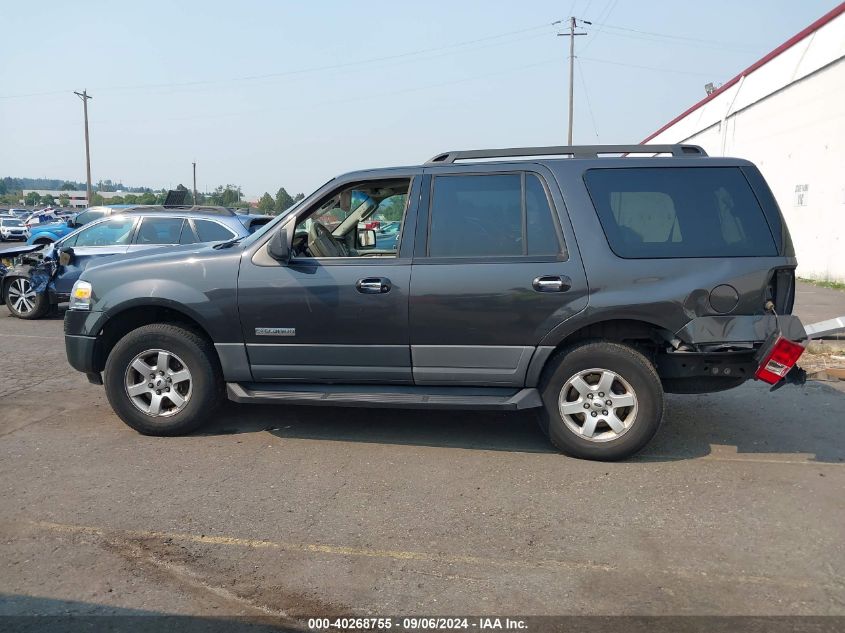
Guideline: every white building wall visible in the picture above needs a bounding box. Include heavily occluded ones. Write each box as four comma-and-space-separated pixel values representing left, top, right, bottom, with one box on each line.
647, 11, 845, 282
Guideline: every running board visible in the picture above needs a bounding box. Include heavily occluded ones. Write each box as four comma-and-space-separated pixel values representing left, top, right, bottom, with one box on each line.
226, 383, 542, 410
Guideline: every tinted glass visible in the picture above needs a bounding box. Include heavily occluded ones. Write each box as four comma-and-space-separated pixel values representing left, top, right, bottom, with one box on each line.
74, 209, 106, 226
179, 223, 198, 244
135, 217, 185, 244
525, 174, 562, 256
429, 174, 522, 257
583, 167, 777, 258
71, 218, 136, 247
194, 219, 235, 242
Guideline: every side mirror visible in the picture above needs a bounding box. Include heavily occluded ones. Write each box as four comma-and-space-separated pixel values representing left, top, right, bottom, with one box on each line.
58, 247, 75, 266
66, 218, 77, 228
267, 229, 290, 264
357, 228, 376, 249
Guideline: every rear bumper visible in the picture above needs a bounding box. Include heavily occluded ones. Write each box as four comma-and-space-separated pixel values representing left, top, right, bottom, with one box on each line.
675, 314, 806, 346
664, 314, 807, 385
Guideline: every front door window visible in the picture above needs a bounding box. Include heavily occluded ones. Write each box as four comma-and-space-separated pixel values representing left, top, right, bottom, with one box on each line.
292, 179, 411, 258
64, 217, 136, 247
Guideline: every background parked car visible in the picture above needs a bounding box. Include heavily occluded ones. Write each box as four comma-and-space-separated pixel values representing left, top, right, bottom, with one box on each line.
23, 209, 61, 227
0, 217, 30, 241
2, 208, 266, 320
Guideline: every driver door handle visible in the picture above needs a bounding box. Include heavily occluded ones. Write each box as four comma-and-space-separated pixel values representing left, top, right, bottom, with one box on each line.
532, 275, 571, 293
356, 277, 391, 294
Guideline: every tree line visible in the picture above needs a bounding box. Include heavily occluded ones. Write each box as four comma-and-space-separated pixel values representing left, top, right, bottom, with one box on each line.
1, 179, 304, 214
257, 188, 305, 215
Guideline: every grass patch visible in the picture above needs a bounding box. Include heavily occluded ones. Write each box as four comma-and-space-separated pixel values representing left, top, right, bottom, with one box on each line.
798, 278, 845, 291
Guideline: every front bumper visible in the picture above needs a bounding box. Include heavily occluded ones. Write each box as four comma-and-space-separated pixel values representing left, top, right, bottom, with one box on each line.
65, 333, 98, 374
64, 309, 105, 378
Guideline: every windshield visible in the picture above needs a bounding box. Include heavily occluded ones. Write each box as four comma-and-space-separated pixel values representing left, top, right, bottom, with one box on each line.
1, 219, 24, 226
235, 183, 325, 248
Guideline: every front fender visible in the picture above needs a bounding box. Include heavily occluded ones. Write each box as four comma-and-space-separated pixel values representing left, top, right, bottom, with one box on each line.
84, 277, 239, 343
26, 232, 59, 244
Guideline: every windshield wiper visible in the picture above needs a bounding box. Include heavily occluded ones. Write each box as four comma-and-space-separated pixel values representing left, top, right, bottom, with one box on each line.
212, 235, 246, 249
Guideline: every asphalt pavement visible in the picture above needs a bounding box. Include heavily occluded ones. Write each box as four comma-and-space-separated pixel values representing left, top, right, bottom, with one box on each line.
0, 254, 843, 623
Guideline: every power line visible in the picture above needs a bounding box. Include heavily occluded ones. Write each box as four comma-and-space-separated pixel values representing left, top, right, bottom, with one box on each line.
579, 55, 715, 77
589, 21, 753, 48
575, 59, 600, 141
588, 26, 752, 51
581, 0, 619, 53
94, 31, 555, 99
0, 21, 556, 100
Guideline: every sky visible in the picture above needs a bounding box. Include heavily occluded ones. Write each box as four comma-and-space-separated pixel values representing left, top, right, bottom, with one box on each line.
0, 0, 839, 197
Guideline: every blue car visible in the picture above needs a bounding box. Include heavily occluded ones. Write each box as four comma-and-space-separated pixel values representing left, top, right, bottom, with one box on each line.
26, 205, 138, 245
2, 206, 271, 319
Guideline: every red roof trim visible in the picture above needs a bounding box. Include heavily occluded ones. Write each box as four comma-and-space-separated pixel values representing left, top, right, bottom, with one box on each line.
641, 2, 845, 143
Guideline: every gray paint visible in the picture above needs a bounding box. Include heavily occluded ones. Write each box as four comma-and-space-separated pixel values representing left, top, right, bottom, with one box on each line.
214, 343, 252, 382
411, 345, 533, 386
64, 151, 804, 402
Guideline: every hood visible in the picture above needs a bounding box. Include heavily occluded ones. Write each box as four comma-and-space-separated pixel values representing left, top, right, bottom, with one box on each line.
29, 221, 67, 233
83, 242, 227, 274
0, 243, 45, 259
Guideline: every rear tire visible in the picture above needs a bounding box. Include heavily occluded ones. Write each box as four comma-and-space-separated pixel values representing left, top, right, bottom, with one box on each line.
537, 341, 665, 461
103, 323, 224, 436
5, 278, 50, 320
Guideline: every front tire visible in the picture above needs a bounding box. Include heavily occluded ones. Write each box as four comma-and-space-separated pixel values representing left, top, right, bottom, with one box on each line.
5, 278, 50, 319
537, 341, 665, 461
103, 323, 224, 436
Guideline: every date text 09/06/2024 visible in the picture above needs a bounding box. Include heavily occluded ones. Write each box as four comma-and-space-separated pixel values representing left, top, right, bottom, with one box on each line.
308, 617, 528, 630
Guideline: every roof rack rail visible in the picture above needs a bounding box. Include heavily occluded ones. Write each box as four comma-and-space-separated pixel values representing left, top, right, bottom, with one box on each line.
425, 144, 707, 164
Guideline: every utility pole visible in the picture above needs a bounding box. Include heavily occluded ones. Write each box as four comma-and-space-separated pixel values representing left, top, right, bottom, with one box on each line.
557, 18, 588, 144
192, 162, 198, 204
74, 90, 93, 205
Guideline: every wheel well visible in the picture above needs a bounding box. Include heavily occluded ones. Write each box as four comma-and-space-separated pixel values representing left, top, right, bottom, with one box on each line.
534, 319, 672, 387
557, 319, 668, 354
33, 237, 54, 245
94, 306, 217, 372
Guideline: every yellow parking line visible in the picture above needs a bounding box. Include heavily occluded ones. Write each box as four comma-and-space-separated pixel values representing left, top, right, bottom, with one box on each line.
26, 519, 842, 591
31, 520, 611, 572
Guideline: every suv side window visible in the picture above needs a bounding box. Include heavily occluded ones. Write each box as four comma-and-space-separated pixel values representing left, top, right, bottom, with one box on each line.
73, 209, 106, 226
291, 178, 412, 258
135, 217, 186, 245
583, 167, 778, 258
525, 173, 564, 257
193, 219, 236, 243
427, 173, 564, 258
63, 217, 136, 247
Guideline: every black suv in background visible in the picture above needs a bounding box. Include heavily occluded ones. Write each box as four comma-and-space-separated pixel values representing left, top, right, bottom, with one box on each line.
63, 145, 807, 460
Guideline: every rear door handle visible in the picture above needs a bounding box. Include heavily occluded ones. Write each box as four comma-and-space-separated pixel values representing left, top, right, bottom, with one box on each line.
356, 277, 391, 294
533, 275, 571, 293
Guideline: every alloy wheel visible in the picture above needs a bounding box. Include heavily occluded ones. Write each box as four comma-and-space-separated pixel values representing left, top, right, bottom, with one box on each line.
8, 278, 37, 315
558, 368, 639, 442
124, 349, 193, 417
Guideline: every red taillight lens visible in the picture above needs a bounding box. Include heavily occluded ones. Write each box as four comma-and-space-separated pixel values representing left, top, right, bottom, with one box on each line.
755, 336, 805, 384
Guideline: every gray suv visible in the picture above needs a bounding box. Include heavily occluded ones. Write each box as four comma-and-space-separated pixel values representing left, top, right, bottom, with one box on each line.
63, 145, 807, 460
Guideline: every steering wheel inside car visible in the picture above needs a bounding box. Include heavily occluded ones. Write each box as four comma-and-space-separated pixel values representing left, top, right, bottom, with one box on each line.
307, 221, 346, 257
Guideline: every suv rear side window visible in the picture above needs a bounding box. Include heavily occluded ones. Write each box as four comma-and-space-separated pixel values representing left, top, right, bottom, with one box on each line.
584, 167, 777, 258
428, 173, 564, 258
135, 217, 185, 245
193, 219, 236, 242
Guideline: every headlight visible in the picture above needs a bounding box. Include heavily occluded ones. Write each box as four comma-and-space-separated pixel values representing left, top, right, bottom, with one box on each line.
69, 280, 92, 311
